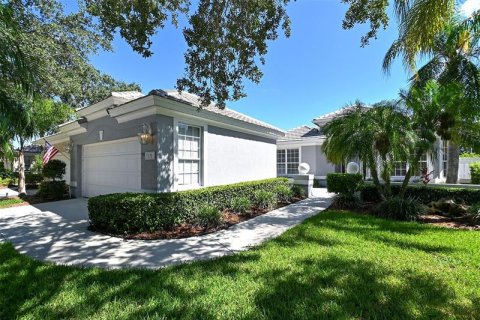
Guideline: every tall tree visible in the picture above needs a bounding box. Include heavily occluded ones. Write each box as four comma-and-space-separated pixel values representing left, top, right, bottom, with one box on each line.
385, 16, 480, 183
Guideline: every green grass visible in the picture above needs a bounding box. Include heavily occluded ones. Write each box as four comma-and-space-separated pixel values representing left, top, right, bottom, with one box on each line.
0, 198, 24, 208
1, 210, 479, 319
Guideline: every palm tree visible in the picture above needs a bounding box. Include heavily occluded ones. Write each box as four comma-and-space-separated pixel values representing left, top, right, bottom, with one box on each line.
384, 16, 480, 183
322, 102, 419, 200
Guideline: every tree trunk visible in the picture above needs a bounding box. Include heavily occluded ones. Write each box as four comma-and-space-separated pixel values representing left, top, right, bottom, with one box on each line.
400, 167, 413, 197
446, 141, 460, 184
18, 139, 26, 195
367, 154, 386, 201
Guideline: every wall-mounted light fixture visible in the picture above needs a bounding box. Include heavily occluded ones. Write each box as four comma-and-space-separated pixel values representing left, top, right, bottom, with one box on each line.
99, 130, 104, 141
138, 123, 153, 145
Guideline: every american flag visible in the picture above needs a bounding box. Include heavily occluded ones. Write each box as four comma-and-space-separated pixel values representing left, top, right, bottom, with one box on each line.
43, 141, 59, 165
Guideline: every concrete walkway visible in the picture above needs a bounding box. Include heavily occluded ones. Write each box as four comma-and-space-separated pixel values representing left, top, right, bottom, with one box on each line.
0, 189, 333, 269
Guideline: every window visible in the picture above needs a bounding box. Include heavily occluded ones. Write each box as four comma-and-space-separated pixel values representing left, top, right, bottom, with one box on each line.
287, 149, 300, 174
442, 140, 448, 177
177, 123, 201, 186
276, 150, 285, 175
417, 154, 428, 175
277, 148, 300, 175
393, 161, 407, 176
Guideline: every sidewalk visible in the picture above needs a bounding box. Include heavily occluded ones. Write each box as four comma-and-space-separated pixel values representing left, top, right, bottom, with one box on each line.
0, 189, 333, 269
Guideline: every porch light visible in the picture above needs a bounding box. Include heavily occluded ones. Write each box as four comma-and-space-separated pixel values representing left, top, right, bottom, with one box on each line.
138, 123, 153, 145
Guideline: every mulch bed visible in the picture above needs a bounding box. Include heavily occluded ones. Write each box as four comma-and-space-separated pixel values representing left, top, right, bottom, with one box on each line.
89, 196, 306, 240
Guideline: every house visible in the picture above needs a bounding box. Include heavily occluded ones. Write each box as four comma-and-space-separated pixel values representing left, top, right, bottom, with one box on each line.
2, 145, 43, 172
35, 89, 285, 197
278, 106, 450, 185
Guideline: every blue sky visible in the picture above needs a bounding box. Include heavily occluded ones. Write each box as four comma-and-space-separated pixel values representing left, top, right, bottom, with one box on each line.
88, 1, 474, 131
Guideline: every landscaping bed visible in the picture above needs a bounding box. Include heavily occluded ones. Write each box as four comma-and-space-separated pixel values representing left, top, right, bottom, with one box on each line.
89, 197, 305, 240
88, 178, 307, 240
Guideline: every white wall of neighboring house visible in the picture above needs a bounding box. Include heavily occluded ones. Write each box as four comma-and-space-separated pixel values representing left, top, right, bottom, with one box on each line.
458, 157, 480, 183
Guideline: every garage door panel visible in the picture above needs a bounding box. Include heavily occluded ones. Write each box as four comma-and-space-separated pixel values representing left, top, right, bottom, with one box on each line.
82, 139, 141, 197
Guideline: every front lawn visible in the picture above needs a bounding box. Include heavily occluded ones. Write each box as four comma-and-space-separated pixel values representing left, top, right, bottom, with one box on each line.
1, 211, 479, 319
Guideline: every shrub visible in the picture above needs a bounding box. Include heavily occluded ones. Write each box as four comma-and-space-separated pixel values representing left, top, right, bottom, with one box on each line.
332, 193, 362, 209
42, 160, 66, 180
195, 205, 222, 227
0, 178, 13, 187
470, 162, 480, 184
291, 185, 306, 198
326, 173, 363, 194
274, 184, 293, 203
25, 172, 43, 186
230, 197, 251, 214
461, 152, 480, 158
88, 178, 289, 234
467, 203, 480, 225
253, 190, 276, 209
313, 179, 322, 187
38, 181, 68, 200
375, 196, 425, 221
361, 184, 480, 205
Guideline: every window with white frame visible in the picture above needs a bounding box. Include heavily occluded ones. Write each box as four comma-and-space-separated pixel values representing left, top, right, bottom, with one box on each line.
177, 123, 201, 186
393, 161, 407, 176
277, 150, 286, 175
442, 140, 448, 177
418, 154, 428, 175
277, 148, 300, 175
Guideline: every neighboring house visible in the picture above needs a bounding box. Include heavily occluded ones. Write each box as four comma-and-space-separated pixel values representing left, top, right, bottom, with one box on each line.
278, 106, 450, 184
2, 145, 43, 172
35, 90, 285, 197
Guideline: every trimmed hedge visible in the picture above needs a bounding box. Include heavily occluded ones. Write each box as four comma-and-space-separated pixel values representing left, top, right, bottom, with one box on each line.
25, 173, 43, 186
361, 184, 480, 205
470, 162, 480, 184
326, 173, 363, 194
88, 178, 290, 234
38, 181, 68, 200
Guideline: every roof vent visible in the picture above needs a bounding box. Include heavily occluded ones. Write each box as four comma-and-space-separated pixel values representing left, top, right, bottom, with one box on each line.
148, 89, 169, 97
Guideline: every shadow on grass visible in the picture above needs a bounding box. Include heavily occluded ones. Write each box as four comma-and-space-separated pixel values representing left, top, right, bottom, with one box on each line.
1, 210, 479, 319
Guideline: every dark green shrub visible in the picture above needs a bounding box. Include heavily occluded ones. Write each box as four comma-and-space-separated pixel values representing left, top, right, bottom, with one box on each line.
231, 197, 251, 213
0, 178, 13, 187
361, 184, 480, 205
470, 162, 480, 184
42, 160, 66, 180
38, 181, 68, 200
375, 197, 425, 221
195, 205, 222, 227
88, 178, 289, 234
291, 185, 306, 198
313, 179, 322, 187
326, 173, 363, 194
25, 172, 43, 186
274, 184, 293, 203
253, 190, 276, 209
467, 203, 480, 224
332, 193, 362, 209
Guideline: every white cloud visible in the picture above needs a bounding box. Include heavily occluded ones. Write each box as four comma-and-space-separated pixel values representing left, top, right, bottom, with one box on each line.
460, 0, 480, 17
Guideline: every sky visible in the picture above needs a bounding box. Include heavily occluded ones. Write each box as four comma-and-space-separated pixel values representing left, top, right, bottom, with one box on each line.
88, 0, 480, 131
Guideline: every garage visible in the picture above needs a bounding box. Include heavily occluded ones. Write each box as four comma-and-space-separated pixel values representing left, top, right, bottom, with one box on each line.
82, 138, 141, 197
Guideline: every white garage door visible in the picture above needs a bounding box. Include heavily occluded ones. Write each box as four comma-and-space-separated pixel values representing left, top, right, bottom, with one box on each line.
82, 138, 141, 197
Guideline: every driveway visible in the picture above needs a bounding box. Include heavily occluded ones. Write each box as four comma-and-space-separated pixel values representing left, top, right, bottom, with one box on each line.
0, 190, 333, 269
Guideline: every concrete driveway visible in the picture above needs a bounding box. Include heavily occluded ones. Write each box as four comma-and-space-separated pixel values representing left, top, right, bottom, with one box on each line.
0, 190, 333, 269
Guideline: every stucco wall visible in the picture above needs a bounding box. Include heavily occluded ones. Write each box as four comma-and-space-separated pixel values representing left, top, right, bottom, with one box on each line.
205, 126, 277, 186
300, 145, 335, 177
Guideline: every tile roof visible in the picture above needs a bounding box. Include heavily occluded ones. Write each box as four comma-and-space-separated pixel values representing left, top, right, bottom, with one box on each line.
280, 125, 323, 141
151, 89, 285, 134
313, 105, 372, 126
